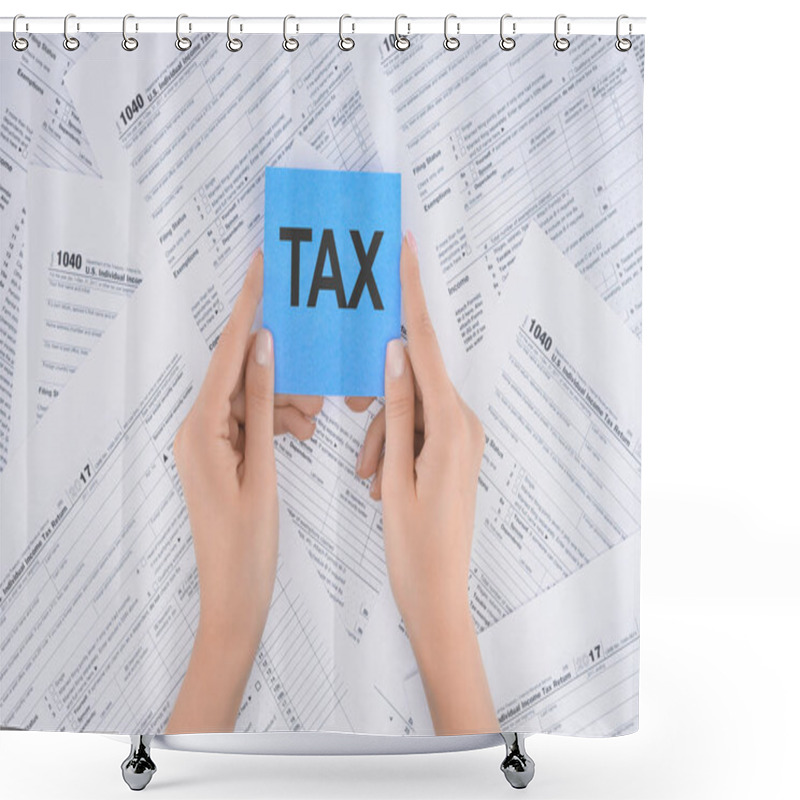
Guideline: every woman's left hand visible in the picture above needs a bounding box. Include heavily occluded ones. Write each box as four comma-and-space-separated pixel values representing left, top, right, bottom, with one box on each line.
166, 249, 321, 733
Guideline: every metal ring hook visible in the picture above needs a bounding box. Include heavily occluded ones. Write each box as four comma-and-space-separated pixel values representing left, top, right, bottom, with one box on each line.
394, 14, 410, 51
339, 14, 355, 51
226, 15, 243, 51
282, 15, 299, 51
444, 14, 460, 51
554, 14, 570, 51
499, 13, 516, 51
176, 13, 192, 51
12, 14, 29, 51
63, 13, 80, 51
616, 15, 632, 52
121, 14, 138, 51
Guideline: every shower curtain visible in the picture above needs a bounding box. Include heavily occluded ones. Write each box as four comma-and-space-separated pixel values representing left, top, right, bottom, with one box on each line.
0, 26, 645, 738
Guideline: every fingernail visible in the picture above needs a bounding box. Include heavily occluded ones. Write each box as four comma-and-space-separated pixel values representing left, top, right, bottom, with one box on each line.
404, 230, 417, 255
356, 446, 363, 473
386, 339, 405, 379
255, 328, 273, 366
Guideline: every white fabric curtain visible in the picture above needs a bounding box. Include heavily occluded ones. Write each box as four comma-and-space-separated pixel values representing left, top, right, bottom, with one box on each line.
1, 27, 644, 738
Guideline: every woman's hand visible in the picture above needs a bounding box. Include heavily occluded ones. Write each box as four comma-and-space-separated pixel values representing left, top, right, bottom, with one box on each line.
358, 232, 500, 735
165, 249, 321, 733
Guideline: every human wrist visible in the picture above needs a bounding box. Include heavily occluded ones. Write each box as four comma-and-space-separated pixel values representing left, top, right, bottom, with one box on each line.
196, 610, 263, 671
165, 620, 258, 734
405, 599, 477, 677
406, 602, 499, 735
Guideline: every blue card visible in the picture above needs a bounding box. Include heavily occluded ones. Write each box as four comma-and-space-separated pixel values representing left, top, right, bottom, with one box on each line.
263, 167, 401, 396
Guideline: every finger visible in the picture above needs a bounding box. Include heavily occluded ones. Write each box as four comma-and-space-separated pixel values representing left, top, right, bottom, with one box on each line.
235, 428, 246, 467
381, 338, 415, 502
400, 232, 451, 406
370, 456, 385, 501
413, 396, 424, 433
228, 415, 240, 446
276, 394, 324, 418
345, 396, 375, 413
371, 426, 421, 499
231, 387, 246, 425
243, 328, 276, 491
357, 396, 424, 480
275, 405, 317, 440
244, 399, 318, 437
201, 250, 264, 405
233, 424, 245, 457
238, 391, 321, 428
356, 407, 386, 478
240, 396, 321, 435
372, 425, 423, 500
356, 398, 425, 478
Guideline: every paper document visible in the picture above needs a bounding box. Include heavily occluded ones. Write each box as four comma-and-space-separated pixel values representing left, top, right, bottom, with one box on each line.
1, 34, 643, 737
1, 34, 101, 469
67, 38, 409, 653
371, 219, 642, 734
360, 34, 644, 362
25, 167, 143, 428
263, 166, 401, 396
67, 34, 384, 354
0, 264, 355, 733
464, 220, 641, 630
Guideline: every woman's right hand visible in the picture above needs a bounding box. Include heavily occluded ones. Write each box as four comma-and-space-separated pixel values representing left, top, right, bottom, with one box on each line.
366, 232, 499, 735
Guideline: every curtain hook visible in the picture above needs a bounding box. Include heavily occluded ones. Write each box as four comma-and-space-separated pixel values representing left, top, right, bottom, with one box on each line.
282, 15, 299, 51
394, 14, 410, 51
12, 14, 29, 51
63, 13, 80, 51
554, 14, 570, 51
176, 13, 192, 51
339, 14, 355, 51
444, 13, 460, 51
226, 15, 243, 51
499, 13, 516, 51
121, 14, 138, 51
616, 14, 632, 51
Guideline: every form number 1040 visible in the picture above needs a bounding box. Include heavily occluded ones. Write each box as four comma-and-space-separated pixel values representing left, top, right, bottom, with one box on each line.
527, 318, 553, 352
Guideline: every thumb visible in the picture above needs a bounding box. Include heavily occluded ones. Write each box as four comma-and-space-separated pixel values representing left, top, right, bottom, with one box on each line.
381, 338, 415, 503
244, 328, 276, 491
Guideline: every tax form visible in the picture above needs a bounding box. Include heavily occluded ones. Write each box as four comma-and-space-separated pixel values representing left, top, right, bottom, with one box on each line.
1, 32, 644, 736
1, 118, 394, 737
1, 34, 99, 470
483, 534, 639, 736
400, 534, 640, 736
469, 218, 640, 729
464, 219, 641, 630
0, 34, 99, 178
274, 396, 389, 644
68, 38, 402, 649
359, 34, 644, 364
67, 33, 383, 352
364, 218, 642, 735
0, 196, 25, 472
0, 260, 356, 733
25, 167, 143, 429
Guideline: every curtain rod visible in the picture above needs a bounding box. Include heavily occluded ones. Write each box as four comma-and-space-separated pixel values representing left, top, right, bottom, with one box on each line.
0, 16, 646, 36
